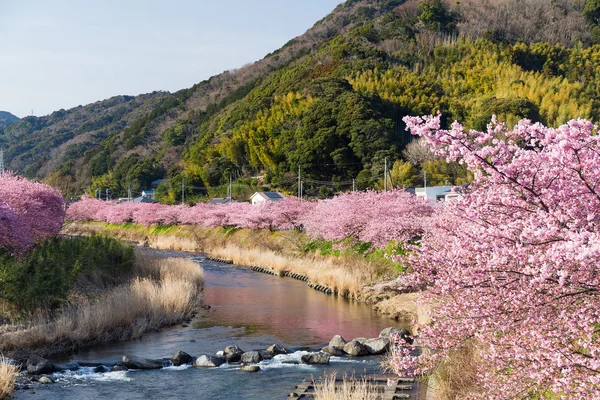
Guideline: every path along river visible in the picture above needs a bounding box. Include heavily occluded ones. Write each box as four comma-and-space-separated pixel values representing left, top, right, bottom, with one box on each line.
16, 251, 407, 399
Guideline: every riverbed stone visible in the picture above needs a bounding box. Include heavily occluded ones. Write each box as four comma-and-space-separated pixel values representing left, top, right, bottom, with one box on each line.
224, 346, 244, 362
301, 352, 330, 365
122, 355, 164, 370
328, 335, 347, 349
364, 338, 391, 355
240, 351, 263, 364
322, 346, 345, 357
379, 327, 413, 344
266, 344, 289, 355
112, 365, 128, 372
343, 340, 370, 356
171, 351, 193, 366
194, 355, 226, 368
38, 376, 53, 384
26, 354, 55, 375
240, 365, 261, 372
93, 365, 110, 373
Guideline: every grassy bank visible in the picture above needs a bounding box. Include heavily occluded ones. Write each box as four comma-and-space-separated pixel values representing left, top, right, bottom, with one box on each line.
62, 222, 402, 300
0, 357, 17, 399
314, 374, 381, 400
0, 256, 204, 358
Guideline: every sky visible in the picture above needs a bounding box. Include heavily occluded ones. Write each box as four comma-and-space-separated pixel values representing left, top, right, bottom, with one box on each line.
0, 0, 343, 118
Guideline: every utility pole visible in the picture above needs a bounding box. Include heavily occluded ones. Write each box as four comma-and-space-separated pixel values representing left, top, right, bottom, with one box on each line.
298, 166, 301, 199
300, 181, 304, 201
128, 183, 132, 202
106, 188, 110, 201
424, 170, 428, 190
0, 149, 4, 174
181, 176, 185, 205
229, 173, 232, 200
352, 179, 356, 192
384, 157, 388, 192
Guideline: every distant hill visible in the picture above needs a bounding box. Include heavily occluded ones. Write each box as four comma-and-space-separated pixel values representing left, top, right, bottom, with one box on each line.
0, 111, 19, 128
2, 0, 599, 200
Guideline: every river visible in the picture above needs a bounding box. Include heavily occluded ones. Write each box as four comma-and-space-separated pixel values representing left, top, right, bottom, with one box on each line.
16, 252, 406, 399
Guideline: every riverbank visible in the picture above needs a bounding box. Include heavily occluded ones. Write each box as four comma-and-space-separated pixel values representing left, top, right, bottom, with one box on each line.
0, 256, 204, 362
62, 222, 429, 329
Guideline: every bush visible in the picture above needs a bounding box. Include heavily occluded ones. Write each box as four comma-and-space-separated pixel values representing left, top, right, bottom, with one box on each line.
0, 236, 134, 312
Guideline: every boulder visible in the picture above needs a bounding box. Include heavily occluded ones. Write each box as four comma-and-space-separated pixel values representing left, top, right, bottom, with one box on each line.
352, 337, 368, 344
322, 346, 345, 357
171, 351, 193, 367
224, 346, 244, 363
266, 344, 289, 355
343, 340, 370, 356
240, 351, 263, 364
194, 355, 226, 368
122, 355, 164, 370
364, 338, 390, 355
38, 376, 53, 384
112, 365, 128, 372
301, 352, 330, 365
379, 327, 413, 344
328, 335, 347, 349
240, 365, 260, 372
26, 355, 55, 375
215, 351, 225, 357
93, 365, 110, 373
282, 360, 300, 365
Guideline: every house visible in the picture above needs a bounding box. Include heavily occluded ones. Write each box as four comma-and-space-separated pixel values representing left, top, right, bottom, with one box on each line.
141, 189, 156, 199
250, 191, 283, 205
415, 186, 455, 202
133, 196, 158, 204
208, 197, 234, 205
415, 185, 469, 202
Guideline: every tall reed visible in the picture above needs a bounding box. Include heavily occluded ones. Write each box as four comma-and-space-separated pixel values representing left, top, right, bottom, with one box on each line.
0, 257, 204, 357
314, 373, 383, 400
0, 356, 18, 399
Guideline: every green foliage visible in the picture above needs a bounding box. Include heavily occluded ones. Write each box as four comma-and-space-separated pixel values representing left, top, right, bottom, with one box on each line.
0, 236, 134, 312
419, 0, 456, 33
585, 0, 600, 24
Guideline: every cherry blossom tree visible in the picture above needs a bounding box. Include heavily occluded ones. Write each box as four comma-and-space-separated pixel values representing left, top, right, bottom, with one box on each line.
392, 114, 600, 398
0, 173, 64, 254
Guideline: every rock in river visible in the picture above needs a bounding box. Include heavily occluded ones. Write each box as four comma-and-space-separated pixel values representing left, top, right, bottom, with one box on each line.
343, 340, 370, 356
266, 344, 289, 355
38, 376, 53, 384
322, 346, 345, 357
194, 355, 226, 368
301, 352, 330, 365
379, 327, 413, 344
171, 351, 193, 366
240, 351, 263, 364
122, 355, 164, 370
328, 335, 347, 349
27, 355, 55, 375
224, 346, 245, 363
240, 365, 261, 372
364, 338, 390, 355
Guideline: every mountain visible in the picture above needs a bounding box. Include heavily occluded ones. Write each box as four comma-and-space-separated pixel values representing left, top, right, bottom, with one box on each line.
2, 0, 599, 200
0, 111, 19, 129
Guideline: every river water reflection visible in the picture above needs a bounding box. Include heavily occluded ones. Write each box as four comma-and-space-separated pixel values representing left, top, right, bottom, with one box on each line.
17, 253, 407, 399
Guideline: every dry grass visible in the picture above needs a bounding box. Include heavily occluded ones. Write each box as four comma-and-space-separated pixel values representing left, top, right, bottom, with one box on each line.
208, 244, 375, 298
314, 373, 383, 400
0, 257, 204, 358
429, 340, 484, 400
0, 357, 18, 399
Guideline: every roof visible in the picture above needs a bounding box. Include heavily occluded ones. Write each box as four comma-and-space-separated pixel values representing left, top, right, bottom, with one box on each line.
133, 196, 158, 203
250, 191, 283, 200
208, 197, 234, 205
142, 189, 156, 195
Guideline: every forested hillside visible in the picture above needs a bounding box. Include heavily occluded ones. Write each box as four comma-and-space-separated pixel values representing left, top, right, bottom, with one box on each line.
3, 0, 600, 201
0, 112, 19, 129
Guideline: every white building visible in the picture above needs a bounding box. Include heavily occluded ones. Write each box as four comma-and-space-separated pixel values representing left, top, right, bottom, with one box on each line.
250, 192, 284, 205
415, 186, 458, 202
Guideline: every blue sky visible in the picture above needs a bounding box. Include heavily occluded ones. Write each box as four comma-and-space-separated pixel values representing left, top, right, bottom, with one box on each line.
0, 0, 343, 117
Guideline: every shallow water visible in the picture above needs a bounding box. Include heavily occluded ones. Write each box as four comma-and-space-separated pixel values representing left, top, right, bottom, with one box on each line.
17, 254, 406, 399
